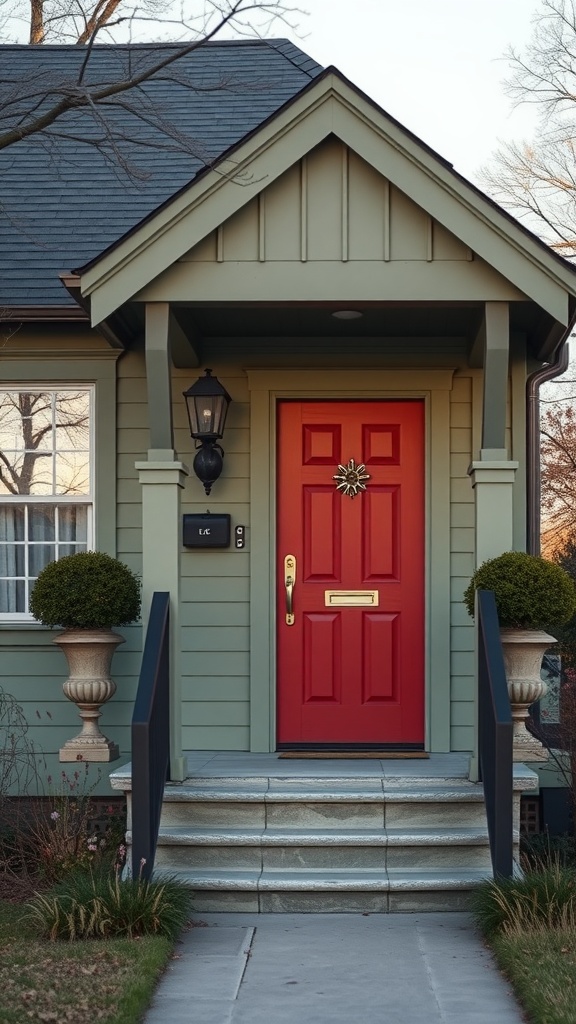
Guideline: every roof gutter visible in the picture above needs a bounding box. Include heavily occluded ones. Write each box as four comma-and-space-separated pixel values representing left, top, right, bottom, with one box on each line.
527, 336, 571, 555
0, 304, 88, 321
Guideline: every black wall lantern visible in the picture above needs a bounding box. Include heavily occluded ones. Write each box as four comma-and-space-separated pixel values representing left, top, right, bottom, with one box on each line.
183, 369, 232, 495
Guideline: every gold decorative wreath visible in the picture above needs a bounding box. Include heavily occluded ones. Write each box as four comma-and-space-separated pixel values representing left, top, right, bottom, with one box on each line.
333, 458, 370, 498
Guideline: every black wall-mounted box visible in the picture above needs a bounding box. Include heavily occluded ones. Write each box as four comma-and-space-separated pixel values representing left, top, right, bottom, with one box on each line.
183, 513, 231, 548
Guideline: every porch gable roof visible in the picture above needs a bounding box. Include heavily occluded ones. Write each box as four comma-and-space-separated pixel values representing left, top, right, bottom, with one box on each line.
78, 68, 576, 332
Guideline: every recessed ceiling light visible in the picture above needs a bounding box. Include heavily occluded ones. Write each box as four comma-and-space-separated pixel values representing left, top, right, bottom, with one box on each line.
331, 309, 363, 320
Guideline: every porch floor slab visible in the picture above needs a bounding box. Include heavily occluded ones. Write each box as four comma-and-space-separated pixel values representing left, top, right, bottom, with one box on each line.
182, 750, 471, 779
111, 751, 538, 792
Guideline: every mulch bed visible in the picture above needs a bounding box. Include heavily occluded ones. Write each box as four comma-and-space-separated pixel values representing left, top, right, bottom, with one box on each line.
0, 874, 44, 903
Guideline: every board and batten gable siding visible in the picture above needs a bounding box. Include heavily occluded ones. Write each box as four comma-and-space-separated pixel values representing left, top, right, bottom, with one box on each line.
184, 138, 473, 267
136, 136, 527, 307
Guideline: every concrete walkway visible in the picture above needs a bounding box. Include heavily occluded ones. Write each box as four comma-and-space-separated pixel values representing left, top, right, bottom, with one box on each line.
143, 912, 526, 1024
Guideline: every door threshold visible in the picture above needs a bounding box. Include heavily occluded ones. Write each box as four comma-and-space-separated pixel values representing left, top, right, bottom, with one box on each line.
277, 750, 430, 759
277, 743, 426, 751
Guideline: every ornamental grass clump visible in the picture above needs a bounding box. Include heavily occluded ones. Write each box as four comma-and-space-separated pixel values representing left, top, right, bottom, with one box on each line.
27, 868, 192, 941
30, 551, 141, 629
472, 861, 576, 937
463, 551, 576, 631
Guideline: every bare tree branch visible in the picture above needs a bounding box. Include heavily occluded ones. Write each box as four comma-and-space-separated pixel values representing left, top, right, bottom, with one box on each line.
481, 0, 576, 254
0, 0, 304, 171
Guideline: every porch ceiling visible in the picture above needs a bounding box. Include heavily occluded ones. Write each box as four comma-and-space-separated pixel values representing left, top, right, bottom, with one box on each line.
131, 300, 551, 357
173, 302, 479, 339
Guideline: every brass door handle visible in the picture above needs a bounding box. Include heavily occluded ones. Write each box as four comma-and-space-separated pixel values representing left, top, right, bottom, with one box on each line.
284, 554, 296, 625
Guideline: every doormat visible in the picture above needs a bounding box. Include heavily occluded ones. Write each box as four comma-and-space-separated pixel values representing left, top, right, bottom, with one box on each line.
278, 751, 430, 759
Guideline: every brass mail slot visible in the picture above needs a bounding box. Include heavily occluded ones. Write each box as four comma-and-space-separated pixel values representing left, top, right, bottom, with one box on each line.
324, 590, 379, 607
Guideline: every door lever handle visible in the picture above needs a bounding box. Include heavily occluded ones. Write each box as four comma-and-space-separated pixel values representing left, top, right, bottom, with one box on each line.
284, 554, 296, 625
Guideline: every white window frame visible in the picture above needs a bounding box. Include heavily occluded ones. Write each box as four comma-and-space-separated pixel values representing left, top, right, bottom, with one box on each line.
0, 386, 95, 622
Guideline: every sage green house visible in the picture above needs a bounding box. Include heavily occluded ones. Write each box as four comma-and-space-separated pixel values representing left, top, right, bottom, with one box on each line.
2, 39, 576, 907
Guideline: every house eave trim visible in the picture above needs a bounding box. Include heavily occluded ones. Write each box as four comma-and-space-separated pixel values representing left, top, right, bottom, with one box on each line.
79, 72, 576, 326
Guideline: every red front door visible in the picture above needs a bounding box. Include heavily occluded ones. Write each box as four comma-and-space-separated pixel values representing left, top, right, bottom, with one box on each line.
276, 400, 425, 746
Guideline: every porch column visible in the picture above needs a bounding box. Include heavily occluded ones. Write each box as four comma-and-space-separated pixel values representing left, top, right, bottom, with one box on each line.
135, 303, 189, 783
468, 303, 519, 565
468, 462, 519, 565
468, 303, 518, 781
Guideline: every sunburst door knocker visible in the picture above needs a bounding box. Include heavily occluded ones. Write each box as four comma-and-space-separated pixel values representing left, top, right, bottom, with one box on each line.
333, 458, 370, 498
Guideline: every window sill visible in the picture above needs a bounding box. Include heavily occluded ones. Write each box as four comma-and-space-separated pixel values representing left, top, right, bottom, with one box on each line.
0, 622, 58, 632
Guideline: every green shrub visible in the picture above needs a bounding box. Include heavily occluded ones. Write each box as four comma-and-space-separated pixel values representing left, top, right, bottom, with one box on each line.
27, 870, 192, 941
30, 552, 141, 629
472, 862, 576, 937
463, 551, 576, 630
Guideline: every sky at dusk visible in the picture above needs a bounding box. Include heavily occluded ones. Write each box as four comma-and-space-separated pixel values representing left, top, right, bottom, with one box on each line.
283, 0, 543, 183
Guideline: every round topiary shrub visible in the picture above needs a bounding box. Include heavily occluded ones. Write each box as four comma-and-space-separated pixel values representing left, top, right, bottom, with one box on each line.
463, 551, 576, 630
30, 552, 141, 629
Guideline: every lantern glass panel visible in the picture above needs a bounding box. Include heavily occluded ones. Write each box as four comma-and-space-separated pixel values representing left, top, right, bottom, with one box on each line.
189, 394, 226, 438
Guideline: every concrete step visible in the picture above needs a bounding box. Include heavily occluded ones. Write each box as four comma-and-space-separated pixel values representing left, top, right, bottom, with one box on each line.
159, 867, 487, 913
149, 825, 492, 872
156, 781, 488, 830
142, 775, 495, 908
113, 756, 538, 912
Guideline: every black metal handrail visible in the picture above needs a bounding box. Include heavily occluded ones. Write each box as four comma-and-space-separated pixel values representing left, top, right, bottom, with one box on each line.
131, 591, 170, 881
477, 589, 513, 878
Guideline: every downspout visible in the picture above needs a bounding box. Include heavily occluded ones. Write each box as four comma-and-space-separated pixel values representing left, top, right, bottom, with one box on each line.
526, 339, 570, 555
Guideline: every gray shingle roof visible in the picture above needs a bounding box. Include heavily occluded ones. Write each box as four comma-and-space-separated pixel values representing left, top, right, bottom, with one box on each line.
0, 40, 323, 308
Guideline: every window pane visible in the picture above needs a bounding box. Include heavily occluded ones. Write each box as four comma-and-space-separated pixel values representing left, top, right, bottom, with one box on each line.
55, 392, 90, 449
29, 505, 55, 541
0, 394, 26, 451
0, 452, 50, 496
0, 543, 25, 575
0, 392, 52, 453
59, 543, 87, 559
58, 506, 88, 542
0, 507, 24, 541
55, 452, 90, 496
22, 393, 53, 451
0, 451, 53, 495
0, 579, 25, 613
29, 545, 56, 577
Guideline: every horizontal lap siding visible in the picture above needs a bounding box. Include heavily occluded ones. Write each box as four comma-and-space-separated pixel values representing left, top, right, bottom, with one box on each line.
176, 366, 251, 751
449, 374, 475, 751
117, 355, 252, 752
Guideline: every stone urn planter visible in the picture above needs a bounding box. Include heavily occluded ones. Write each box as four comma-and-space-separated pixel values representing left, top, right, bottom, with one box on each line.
55, 629, 124, 762
464, 551, 576, 763
499, 628, 556, 762
30, 551, 141, 763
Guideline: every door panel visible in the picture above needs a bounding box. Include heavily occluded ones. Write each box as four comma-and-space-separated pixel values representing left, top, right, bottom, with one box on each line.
277, 400, 425, 746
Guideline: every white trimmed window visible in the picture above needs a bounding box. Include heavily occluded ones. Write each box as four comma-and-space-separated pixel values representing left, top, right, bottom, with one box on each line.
0, 388, 93, 620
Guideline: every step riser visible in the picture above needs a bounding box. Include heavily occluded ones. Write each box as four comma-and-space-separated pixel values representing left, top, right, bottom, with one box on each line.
159, 802, 267, 829
189, 890, 474, 913
385, 804, 488, 828
157, 801, 487, 830
154, 843, 491, 871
